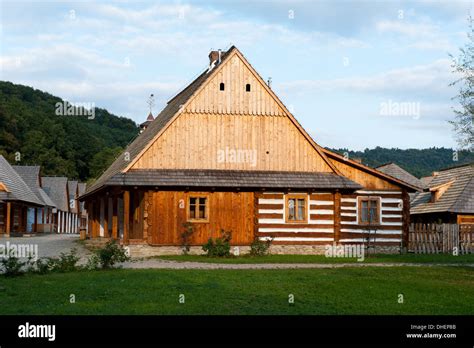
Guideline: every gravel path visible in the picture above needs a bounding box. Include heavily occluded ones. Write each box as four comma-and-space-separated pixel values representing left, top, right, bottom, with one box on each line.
121, 259, 474, 270
0, 234, 92, 261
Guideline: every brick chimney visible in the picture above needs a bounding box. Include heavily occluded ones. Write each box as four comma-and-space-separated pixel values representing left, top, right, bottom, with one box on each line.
209, 50, 219, 65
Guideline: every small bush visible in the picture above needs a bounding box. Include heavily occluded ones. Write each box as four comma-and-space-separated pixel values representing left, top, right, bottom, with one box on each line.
202, 230, 232, 257
0, 255, 28, 277
32, 258, 51, 275
47, 249, 80, 272
249, 236, 273, 256
181, 222, 194, 255
89, 240, 130, 269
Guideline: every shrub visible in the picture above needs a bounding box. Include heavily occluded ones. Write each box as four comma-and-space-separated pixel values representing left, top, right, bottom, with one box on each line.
249, 236, 273, 256
32, 258, 51, 275
89, 240, 130, 269
47, 249, 81, 272
180, 222, 194, 255
202, 229, 232, 257
0, 255, 28, 277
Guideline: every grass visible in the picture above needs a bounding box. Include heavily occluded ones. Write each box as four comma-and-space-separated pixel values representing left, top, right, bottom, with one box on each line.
154, 253, 474, 264
0, 266, 473, 315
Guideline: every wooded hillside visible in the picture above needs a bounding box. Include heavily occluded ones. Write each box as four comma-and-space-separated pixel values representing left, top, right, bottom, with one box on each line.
0, 81, 138, 181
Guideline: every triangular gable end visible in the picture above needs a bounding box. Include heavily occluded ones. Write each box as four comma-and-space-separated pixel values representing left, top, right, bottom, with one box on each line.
125, 47, 339, 174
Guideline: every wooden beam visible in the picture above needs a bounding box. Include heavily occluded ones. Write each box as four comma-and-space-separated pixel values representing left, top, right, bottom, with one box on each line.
34, 207, 38, 233
123, 190, 130, 245
87, 202, 92, 238
112, 196, 118, 239
334, 191, 341, 243
103, 198, 109, 237
5, 202, 11, 236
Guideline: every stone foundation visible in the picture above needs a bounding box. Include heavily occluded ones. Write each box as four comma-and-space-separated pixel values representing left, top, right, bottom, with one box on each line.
125, 243, 401, 258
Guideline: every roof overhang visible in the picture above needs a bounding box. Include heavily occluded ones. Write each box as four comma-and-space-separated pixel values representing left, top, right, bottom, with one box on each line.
321, 149, 421, 192
79, 169, 362, 200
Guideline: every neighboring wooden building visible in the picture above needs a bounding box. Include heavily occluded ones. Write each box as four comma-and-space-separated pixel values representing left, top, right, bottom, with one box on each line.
78, 183, 88, 232
80, 46, 418, 255
12, 165, 57, 233
411, 163, 474, 224
0, 156, 44, 236
376, 163, 425, 191
42, 177, 71, 233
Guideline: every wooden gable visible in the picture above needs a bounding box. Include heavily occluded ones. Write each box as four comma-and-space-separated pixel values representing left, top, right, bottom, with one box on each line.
129, 49, 335, 173
185, 53, 286, 116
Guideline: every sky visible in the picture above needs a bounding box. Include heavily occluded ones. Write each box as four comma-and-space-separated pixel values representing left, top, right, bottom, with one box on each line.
0, 0, 473, 150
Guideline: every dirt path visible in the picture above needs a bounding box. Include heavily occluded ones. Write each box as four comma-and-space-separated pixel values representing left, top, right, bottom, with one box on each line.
121, 259, 474, 270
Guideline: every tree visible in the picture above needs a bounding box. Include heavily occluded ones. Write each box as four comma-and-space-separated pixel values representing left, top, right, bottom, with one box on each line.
450, 16, 474, 151
89, 147, 123, 179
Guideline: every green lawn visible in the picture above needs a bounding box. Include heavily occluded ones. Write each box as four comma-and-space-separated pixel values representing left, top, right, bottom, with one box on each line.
154, 253, 474, 264
0, 266, 473, 315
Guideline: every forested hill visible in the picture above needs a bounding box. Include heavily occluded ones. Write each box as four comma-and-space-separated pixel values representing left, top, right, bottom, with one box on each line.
0, 81, 139, 181
0, 82, 472, 181
330, 147, 474, 178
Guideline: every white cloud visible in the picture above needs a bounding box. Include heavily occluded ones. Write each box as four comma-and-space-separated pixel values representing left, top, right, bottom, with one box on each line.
279, 59, 458, 100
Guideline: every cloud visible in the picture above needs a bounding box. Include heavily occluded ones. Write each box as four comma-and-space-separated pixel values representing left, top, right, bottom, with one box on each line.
278, 59, 459, 100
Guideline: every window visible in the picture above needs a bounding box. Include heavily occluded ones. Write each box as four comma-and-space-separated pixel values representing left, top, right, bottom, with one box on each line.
187, 195, 209, 222
285, 194, 307, 222
219, 82, 225, 91
358, 197, 380, 225
245, 83, 251, 92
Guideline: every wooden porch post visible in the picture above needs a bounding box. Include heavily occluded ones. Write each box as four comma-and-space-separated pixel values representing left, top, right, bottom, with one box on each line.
87, 202, 93, 238
102, 196, 110, 238
112, 196, 118, 239
123, 190, 130, 245
334, 191, 341, 243
34, 208, 38, 233
5, 202, 11, 236
402, 189, 410, 252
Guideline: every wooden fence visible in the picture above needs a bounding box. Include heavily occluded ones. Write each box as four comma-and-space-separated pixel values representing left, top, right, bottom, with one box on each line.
408, 223, 474, 254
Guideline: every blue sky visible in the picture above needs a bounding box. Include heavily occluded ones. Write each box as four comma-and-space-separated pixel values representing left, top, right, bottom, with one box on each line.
1, 0, 473, 150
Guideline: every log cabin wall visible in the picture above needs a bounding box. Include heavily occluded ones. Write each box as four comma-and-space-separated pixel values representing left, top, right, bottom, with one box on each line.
339, 190, 404, 246
256, 192, 335, 244
145, 190, 255, 245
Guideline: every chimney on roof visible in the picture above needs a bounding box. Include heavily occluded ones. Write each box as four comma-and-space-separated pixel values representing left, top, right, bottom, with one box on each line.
209, 50, 219, 65
353, 158, 363, 164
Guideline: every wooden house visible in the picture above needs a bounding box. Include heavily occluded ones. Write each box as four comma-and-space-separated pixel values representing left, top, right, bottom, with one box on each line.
376, 163, 425, 192
411, 163, 474, 224
41, 177, 71, 233
0, 156, 44, 235
12, 165, 57, 233
78, 183, 88, 232
80, 46, 418, 255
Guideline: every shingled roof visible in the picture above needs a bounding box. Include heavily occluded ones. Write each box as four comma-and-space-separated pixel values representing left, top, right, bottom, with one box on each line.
0, 156, 43, 205
12, 165, 56, 207
376, 162, 425, 190
411, 163, 474, 215
85, 49, 235, 197
68, 180, 78, 213
102, 169, 362, 190
42, 177, 69, 212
